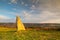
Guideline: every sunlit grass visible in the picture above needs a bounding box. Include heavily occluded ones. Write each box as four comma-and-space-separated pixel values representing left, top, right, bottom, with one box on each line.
0, 30, 60, 40
0, 27, 16, 31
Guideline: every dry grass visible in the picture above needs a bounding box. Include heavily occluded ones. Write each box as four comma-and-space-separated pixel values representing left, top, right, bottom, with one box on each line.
0, 27, 60, 40
0, 27, 16, 31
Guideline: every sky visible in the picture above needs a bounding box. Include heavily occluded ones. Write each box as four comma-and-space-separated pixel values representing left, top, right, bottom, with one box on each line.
0, 0, 60, 23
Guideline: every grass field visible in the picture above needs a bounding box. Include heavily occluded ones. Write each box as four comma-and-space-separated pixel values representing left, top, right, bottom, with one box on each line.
0, 27, 16, 31
0, 30, 60, 40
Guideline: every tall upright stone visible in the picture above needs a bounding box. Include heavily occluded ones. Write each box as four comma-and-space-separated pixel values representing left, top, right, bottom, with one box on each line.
16, 16, 25, 31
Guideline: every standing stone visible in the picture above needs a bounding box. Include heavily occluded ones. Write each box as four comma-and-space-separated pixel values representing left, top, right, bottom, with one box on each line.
16, 16, 25, 31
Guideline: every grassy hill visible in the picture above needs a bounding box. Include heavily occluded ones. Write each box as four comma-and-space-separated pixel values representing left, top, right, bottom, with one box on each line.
0, 30, 60, 40
0, 23, 60, 40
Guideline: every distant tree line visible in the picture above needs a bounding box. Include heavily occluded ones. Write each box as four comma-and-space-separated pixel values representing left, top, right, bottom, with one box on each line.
0, 23, 60, 30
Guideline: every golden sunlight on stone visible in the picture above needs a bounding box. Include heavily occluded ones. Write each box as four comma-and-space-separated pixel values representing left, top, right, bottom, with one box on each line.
16, 16, 25, 31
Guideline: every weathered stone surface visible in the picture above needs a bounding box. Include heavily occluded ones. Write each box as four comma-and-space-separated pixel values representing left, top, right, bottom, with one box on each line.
16, 16, 25, 31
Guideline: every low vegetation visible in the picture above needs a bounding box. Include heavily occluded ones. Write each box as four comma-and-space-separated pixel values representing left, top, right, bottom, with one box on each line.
0, 27, 16, 31
0, 23, 60, 40
0, 30, 60, 40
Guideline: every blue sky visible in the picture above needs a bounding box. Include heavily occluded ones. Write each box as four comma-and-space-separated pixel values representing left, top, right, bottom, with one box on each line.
0, 0, 60, 23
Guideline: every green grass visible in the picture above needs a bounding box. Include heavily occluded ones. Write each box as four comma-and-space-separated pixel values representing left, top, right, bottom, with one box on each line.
0, 30, 60, 40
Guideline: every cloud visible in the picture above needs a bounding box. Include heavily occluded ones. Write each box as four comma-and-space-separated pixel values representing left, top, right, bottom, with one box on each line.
21, 1, 24, 5
40, 11, 59, 18
25, 4, 28, 6
40, 18, 60, 23
20, 9, 60, 23
30, 5, 36, 10
9, 0, 60, 23
1, 0, 60, 23
32, 0, 36, 3
38, 11, 60, 23
10, 0, 17, 4
22, 11, 32, 20
0, 15, 15, 23
12, 8, 17, 10
36, 0, 60, 12
21, 2, 27, 6
20, 11, 41, 23
26, 0, 60, 23
0, 15, 10, 20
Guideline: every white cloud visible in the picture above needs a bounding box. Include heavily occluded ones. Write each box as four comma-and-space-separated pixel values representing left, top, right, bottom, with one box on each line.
5, 0, 60, 23
22, 11, 32, 20
30, 5, 36, 10
8, 0, 60, 23
21, 11, 41, 23
26, 0, 60, 23
40, 11, 59, 18
37, 11, 60, 23
21, 10, 60, 23
21, 1, 28, 7
10, 0, 17, 4
40, 18, 60, 23
0, 15, 15, 23
0, 15, 10, 20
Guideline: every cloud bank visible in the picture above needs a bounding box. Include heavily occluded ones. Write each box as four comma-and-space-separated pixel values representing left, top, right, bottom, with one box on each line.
21, 0, 60, 23
0, 0, 60, 23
